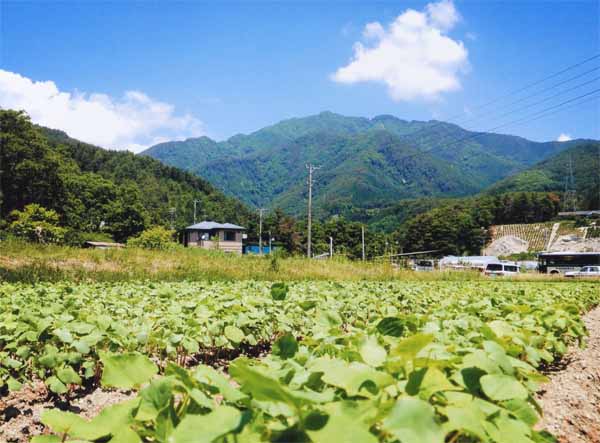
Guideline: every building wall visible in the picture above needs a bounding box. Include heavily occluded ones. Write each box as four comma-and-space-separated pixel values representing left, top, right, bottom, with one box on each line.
185, 229, 243, 254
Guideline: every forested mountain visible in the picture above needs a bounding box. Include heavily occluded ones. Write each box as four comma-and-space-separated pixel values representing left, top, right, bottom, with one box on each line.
0, 110, 255, 242
486, 142, 600, 209
143, 111, 585, 217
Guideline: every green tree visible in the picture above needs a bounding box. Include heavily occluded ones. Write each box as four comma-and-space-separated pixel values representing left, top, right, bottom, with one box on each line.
8, 204, 67, 244
128, 226, 178, 250
104, 184, 149, 242
0, 110, 71, 219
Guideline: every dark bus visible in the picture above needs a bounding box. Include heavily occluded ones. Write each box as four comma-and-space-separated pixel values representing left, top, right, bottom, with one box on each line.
538, 252, 600, 274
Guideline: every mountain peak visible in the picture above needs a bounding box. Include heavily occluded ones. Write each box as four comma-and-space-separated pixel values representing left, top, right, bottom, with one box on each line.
142, 112, 596, 217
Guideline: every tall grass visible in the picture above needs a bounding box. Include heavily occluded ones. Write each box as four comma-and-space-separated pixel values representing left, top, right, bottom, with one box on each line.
0, 239, 588, 283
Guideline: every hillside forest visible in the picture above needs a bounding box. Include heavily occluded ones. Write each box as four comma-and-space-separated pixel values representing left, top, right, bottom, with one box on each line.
1, 109, 597, 257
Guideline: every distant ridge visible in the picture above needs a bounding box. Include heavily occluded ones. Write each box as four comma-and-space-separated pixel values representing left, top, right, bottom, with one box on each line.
142, 111, 593, 217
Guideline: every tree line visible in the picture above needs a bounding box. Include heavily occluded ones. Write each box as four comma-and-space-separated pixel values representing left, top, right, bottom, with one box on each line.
1, 109, 566, 257
0, 110, 254, 243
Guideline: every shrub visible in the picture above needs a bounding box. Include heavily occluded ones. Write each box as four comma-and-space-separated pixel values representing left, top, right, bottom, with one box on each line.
8, 204, 67, 244
127, 226, 178, 250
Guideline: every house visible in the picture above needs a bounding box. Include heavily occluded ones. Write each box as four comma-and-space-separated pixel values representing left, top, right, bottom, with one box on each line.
183, 221, 245, 254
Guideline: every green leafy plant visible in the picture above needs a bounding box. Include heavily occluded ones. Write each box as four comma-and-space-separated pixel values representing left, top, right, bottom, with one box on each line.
8, 204, 67, 244
127, 226, 178, 250
1, 279, 597, 442
270, 282, 289, 301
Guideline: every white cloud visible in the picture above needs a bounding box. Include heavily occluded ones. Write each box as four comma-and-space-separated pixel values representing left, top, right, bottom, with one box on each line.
0, 70, 203, 152
557, 133, 573, 142
426, 0, 460, 31
332, 0, 469, 102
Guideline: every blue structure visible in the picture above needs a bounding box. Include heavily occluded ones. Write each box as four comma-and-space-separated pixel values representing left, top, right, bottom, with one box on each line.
243, 245, 273, 255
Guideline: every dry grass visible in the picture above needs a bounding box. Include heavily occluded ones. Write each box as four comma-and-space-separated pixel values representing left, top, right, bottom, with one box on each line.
0, 240, 587, 283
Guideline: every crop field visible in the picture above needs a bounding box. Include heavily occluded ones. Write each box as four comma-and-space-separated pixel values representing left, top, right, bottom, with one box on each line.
1, 279, 599, 442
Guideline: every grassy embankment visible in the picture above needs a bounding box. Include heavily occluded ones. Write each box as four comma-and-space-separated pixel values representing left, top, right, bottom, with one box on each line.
0, 239, 591, 283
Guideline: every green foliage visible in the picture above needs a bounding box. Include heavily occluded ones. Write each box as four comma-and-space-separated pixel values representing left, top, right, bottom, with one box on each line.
127, 226, 178, 250
272, 332, 298, 359
487, 142, 600, 210
398, 192, 561, 255
0, 109, 255, 243
1, 280, 596, 394
26, 279, 599, 443
100, 352, 158, 389
376, 317, 405, 337
8, 204, 67, 244
143, 111, 581, 218
270, 282, 289, 300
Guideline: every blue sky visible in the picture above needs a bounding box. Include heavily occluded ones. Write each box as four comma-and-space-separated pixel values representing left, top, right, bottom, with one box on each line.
1, 0, 598, 151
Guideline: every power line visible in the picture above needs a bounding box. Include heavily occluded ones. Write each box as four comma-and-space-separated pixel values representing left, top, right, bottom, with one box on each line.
426, 88, 600, 153
480, 75, 600, 125
407, 66, 600, 149
414, 67, 600, 147
391, 89, 599, 168
482, 87, 600, 134
502, 90, 599, 129
390, 54, 600, 145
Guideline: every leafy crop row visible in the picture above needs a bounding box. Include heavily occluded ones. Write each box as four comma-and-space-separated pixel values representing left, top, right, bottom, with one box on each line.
1, 281, 597, 393
1, 280, 598, 442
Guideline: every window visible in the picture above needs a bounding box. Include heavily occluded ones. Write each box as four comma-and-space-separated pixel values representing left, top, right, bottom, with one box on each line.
486, 264, 503, 271
224, 231, 236, 242
505, 265, 518, 272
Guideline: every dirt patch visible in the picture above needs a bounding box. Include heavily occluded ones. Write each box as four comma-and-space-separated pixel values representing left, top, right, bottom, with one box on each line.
548, 235, 600, 252
484, 235, 529, 256
537, 305, 600, 443
0, 382, 134, 443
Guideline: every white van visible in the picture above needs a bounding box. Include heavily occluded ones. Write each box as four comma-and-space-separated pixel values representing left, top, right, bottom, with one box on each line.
484, 262, 520, 276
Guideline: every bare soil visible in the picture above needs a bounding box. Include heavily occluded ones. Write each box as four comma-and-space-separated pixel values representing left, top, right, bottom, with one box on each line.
0, 381, 134, 443
537, 305, 600, 443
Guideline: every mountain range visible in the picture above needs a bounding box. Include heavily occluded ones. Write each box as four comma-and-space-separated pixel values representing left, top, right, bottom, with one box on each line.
142, 111, 588, 217
486, 142, 600, 207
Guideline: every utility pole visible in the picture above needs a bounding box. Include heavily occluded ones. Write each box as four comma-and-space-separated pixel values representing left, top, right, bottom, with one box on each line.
258, 208, 264, 255
269, 231, 272, 255
169, 207, 176, 230
361, 225, 366, 261
306, 163, 321, 258
193, 199, 201, 224
329, 236, 333, 259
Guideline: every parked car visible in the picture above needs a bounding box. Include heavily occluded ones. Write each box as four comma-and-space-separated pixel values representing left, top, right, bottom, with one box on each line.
414, 259, 436, 272
484, 262, 520, 276
565, 266, 600, 278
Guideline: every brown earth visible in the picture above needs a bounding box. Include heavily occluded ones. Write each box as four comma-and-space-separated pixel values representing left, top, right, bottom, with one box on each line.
537, 305, 600, 443
0, 382, 134, 443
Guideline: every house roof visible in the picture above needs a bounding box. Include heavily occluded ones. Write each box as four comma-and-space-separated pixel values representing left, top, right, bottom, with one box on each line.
84, 241, 125, 248
185, 221, 246, 230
